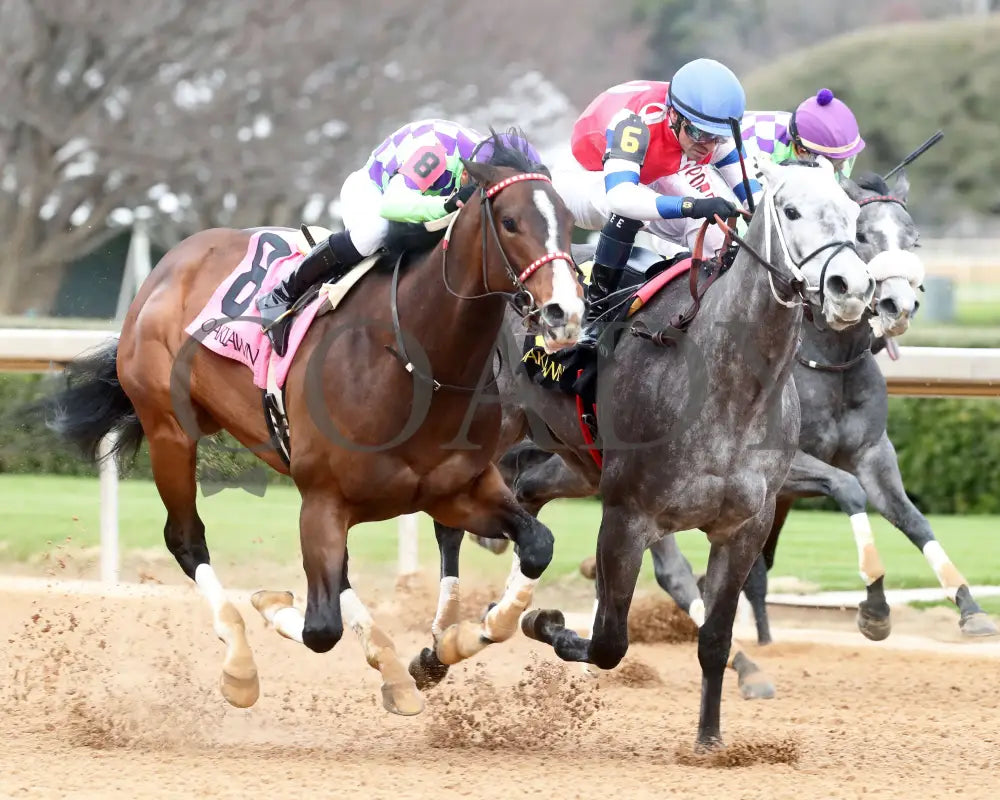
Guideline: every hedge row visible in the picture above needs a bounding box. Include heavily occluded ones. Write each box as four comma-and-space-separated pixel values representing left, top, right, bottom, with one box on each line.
3, 374, 999, 514
0, 373, 291, 487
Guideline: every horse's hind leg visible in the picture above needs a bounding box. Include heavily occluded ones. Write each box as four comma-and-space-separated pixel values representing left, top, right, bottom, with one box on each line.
408, 522, 463, 691
145, 415, 259, 708
855, 434, 999, 638
783, 450, 891, 641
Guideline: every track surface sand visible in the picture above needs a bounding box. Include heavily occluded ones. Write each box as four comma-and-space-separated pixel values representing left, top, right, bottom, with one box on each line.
1, 576, 997, 799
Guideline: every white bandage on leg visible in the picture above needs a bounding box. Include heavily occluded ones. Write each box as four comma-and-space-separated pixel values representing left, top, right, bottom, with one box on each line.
339, 588, 373, 632
922, 541, 966, 601
850, 512, 884, 586
431, 576, 460, 638
688, 597, 706, 627
481, 568, 537, 643
194, 564, 226, 613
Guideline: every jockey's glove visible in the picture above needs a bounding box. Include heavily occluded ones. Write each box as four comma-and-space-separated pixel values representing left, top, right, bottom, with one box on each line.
680, 196, 738, 222
444, 184, 478, 214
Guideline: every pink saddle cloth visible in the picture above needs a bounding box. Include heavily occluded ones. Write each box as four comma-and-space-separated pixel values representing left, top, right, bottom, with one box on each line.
184, 229, 327, 391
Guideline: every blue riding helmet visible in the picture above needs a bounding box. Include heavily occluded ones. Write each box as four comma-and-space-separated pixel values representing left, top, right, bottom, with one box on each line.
667, 58, 746, 139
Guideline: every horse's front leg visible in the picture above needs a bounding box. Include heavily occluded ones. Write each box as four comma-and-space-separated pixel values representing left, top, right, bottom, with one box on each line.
408, 521, 464, 690
855, 434, 999, 638
252, 488, 423, 715
424, 465, 554, 667
696, 504, 774, 751
522, 503, 646, 668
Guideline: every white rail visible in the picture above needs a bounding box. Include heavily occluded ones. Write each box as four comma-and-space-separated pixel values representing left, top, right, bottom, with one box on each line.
5, 328, 1000, 584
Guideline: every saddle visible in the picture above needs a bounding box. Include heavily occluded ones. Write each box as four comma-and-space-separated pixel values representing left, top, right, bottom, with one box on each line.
519, 222, 737, 468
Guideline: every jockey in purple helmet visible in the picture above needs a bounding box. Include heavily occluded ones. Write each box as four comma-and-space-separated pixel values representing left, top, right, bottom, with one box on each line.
256, 121, 542, 355
741, 88, 866, 182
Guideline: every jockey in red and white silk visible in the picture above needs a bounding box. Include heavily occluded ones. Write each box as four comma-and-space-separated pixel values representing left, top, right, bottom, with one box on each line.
552, 58, 761, 349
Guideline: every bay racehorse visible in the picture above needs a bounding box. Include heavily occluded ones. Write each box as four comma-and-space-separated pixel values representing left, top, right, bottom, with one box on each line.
38, 135, 585, 715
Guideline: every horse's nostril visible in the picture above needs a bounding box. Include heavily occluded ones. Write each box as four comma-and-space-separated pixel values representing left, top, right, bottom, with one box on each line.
879, 298, 899, 317
826, 275, 848, 297
541, 303, 566, 326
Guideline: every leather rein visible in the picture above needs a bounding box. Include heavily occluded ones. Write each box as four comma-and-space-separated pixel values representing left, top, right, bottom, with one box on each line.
633, 175, 857, 348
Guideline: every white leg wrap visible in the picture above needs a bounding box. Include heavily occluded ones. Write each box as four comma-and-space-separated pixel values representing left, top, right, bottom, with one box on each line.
431, 576, 460, 639
922, 541, 964, 601
194, 563, 230, 641
482, 568, 537, 643
850, 513, 883, 586
340, 588, 373, 634
688, 597, 706, 628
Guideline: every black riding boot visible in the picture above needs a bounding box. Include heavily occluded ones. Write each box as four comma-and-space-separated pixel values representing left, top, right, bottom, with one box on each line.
577, 263, 624, 350
256, 230, 362, 357
577, 214, 643, 351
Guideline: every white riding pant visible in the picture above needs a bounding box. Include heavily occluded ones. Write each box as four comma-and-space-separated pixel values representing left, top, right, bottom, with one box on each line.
340, 168, 390, 257
552, 161, 739, 258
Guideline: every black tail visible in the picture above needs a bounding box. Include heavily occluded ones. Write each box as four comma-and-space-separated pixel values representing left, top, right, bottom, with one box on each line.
35, 339, 145, 468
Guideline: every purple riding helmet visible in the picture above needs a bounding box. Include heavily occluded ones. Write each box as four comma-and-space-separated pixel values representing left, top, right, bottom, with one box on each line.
790, 88, 866, 164
471, 129, 543, 166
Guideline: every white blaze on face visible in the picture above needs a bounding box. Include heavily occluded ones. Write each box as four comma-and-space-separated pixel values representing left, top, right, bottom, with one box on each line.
873, 209, 903, 251
533, 188, 585, 324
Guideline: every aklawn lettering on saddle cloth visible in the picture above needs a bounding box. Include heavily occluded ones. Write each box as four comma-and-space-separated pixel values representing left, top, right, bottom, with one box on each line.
185, 228, 373, 392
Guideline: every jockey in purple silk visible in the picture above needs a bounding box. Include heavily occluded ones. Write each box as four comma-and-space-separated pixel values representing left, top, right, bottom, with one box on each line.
255, 120, 541, 356
742, 88, 866, 182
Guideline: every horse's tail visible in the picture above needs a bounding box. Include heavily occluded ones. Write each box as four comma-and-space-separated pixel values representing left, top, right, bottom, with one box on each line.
38, 338, 145, 467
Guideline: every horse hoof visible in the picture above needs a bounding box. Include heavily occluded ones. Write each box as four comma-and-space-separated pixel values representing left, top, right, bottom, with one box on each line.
579, 556, 597, 580
220, 665, 260, 708
694, 735, 724, 754
251, 589, 294, 618
738, 671, 776, 700
856, 605, 892, 641
381, 681, 425, 716
521, 608, 565, 642
408, 647, 450, 691
960, 611, 1000, 638
470, 534, 510, 555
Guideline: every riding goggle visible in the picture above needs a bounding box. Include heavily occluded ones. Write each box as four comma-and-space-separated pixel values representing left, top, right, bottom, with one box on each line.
681, 117, 724, 144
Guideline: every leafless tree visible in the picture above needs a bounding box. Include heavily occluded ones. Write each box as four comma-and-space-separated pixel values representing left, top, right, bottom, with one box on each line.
1, 0, 636, 315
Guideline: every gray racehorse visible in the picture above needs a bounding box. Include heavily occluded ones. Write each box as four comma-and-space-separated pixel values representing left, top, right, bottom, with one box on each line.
413, 158, 876, 749
471, 169, 998, 645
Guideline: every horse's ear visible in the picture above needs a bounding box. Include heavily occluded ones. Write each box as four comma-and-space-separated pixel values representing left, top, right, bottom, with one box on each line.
841, 176, 865, 202
753, 154, 779, 184
893, 169, 910, 205
461, 158, 499, 189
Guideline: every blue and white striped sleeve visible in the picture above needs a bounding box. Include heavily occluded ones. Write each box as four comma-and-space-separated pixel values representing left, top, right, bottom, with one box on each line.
712, 143, 763, 206
601, 110, 686, 221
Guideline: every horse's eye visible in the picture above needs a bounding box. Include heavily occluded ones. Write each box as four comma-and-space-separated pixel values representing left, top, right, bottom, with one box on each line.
502, 217, 517, 233
857, 231, 868, 244
783, 206, 800, 221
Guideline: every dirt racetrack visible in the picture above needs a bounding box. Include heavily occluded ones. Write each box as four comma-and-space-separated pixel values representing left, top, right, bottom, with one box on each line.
1, 575, 998, 800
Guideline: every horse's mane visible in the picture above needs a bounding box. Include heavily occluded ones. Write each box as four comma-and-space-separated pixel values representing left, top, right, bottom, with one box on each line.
375, 126, 548, 272
853, 171, 891, 195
